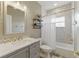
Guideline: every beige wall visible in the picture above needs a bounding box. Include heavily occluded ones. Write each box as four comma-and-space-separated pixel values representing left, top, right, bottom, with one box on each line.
21, 1, 41, 38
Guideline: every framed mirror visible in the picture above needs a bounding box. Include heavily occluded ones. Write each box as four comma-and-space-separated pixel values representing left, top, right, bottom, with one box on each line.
4, 2, 26, 35
0, 2, 3, 36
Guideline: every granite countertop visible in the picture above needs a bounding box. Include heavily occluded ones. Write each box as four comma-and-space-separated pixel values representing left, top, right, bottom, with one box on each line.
0, 37, 40, 57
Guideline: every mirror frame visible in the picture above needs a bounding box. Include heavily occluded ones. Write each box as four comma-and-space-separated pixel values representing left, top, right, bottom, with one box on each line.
0, 2, 4, 36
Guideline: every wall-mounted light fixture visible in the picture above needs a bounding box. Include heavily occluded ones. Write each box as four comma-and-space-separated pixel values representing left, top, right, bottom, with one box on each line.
16, 2, 20, 6
6, 1, 26, 12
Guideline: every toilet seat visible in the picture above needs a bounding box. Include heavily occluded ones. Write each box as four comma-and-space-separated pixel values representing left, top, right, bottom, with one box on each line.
40, 45, 52, 53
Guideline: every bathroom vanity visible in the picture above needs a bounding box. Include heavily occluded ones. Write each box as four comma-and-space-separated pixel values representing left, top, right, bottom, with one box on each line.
0, 2, 34, 58
0, 2, 40, 58
0, 38, 40, 58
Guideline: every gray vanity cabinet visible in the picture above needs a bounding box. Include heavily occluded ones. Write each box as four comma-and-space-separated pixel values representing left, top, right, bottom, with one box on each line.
2, 41, 40, 58
29, 41, 40, 58
9, 41, 40, 58
9, 48, 29, 58
9, 47, 29, 58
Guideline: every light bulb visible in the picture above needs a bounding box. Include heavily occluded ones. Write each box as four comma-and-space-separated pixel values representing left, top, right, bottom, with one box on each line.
17, 2, 20, 6
24, 6, 26, 9
53, 3, 57, 6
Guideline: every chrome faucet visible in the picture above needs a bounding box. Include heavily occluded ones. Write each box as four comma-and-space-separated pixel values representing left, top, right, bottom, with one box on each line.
17, 36, 23, 40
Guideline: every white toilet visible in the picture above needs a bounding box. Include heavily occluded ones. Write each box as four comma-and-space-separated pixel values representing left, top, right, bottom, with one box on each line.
40, 45, 53, 58
39, 38, 53, 58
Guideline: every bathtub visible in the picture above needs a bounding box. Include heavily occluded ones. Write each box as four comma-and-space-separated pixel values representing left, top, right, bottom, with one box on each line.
56, 42, 74, 51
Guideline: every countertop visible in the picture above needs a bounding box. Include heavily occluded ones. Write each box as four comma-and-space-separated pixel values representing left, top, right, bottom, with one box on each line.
0, 37, 40, 57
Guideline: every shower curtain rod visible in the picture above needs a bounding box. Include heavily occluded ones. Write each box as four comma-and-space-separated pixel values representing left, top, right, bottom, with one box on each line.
41, 2, 75, 18
42, 8, 75, 18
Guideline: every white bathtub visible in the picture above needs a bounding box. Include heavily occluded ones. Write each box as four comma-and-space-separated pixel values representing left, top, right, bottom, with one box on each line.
56, 42, 74, 51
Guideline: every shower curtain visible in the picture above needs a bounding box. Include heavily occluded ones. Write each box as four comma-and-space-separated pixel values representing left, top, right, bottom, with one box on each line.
41, 9, 75, 51
41, 15, 56, 50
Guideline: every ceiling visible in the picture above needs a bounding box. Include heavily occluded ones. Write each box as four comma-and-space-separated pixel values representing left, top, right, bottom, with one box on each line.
37, 1, 71, 11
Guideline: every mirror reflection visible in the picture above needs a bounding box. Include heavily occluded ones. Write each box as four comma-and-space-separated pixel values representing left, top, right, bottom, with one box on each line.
5, 3, 25, 34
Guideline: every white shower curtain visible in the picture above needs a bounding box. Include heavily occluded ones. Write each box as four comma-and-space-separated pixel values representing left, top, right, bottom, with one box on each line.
41, 15, 56, 50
